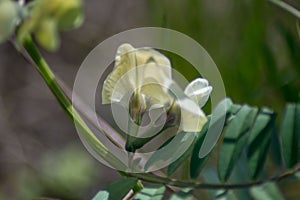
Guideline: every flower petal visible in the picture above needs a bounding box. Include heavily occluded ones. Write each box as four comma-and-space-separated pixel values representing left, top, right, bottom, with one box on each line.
184, 78, 209, 95
184, 78, 212, 108
166, 80, 208, 132
179, 98, 207, 132
102, 44, 172, 104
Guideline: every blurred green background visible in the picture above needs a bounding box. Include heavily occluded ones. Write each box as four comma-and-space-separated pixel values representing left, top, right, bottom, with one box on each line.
0, 0, 299, 199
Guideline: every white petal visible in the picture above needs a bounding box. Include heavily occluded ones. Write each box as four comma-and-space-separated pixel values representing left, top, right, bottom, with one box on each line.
184, 78, 212, 108
188, 86, 212, 108
179, 98, 207, 132
136, 47, 172, 80
184, 78, 209, 96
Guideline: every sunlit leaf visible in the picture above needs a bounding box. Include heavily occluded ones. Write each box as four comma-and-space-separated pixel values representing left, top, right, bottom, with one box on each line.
280, 104, 299, 168
250, 182, 284, 200
218, 105, 258, 182
134, 184, 165, 200
247, 108, 276, 179
92, 177, 137, 200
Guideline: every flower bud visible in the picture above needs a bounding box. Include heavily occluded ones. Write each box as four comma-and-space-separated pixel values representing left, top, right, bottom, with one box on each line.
34, 18, 59, 51
0, 0, 19, 43
55, 0, 83, 30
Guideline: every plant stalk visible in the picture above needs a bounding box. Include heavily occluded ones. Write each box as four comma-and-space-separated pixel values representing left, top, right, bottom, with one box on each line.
22, 35, 126, 170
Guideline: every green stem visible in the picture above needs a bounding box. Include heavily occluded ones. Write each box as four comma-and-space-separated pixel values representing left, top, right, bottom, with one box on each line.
22, 35, 126, 170
128, 162, 300, 189
268, 0, 300, 19
132, 180, 144, 193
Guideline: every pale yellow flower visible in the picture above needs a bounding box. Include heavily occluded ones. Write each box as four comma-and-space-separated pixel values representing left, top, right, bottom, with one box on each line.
102, 44, 212, 133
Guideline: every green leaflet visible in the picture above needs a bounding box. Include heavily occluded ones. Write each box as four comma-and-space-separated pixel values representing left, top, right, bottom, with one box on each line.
169, 188, 193, 200
134, 184, 165, 200
190, 99, 243, 179
216, 191, 238, 200
92, 177, 137, 200
247, 108, 276, 179
167, 137, 195, 176
198, 98, 234, 158
189, 118, 210, 179
280, 104, 299, 168
250, 182, 284, 200
144, 131, 196, 172
296, 105, 300, 165
218, 105, 258, 182
202, 168, 239, 200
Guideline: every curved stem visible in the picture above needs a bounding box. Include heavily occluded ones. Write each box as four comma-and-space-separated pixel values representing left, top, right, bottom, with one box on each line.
22, 35, 126, 170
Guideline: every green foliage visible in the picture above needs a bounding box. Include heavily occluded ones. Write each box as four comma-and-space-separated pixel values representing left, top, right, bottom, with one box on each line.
128, 99, 299, 199
92, 178, 137, 200
280, 104, 300, 168
247, 108, 276, 179
218, 105, 258, 182
189, 117, 210, 179
133, 184, 166, 200
167, 135, 195, 176
250, 182, 284, 200
169, 188, 193, 200
144, 131, 196, 171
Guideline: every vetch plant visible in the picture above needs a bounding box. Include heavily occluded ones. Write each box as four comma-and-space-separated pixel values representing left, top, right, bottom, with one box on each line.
0, 0, 300, 199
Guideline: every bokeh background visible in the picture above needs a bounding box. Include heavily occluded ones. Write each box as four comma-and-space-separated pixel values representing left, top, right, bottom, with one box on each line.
0, 0, 299, 199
